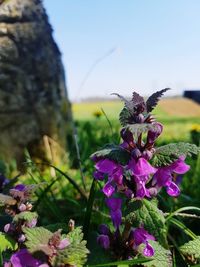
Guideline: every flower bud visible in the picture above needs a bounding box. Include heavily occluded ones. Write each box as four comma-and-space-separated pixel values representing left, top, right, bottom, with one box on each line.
97, 234, 110, 249
131, 148, 142, 159
26, 218, 37, 228
142, 150, 153, 160
18, 234, 26, 243
147, 122, 163, 144
120, 128, 134, 144
4, 223, 13, 233
19, 203, 27, 212
135, 114, 144, 123
148, 187, 158, 197
26, 203, 33, 211
124, 189, 134, 199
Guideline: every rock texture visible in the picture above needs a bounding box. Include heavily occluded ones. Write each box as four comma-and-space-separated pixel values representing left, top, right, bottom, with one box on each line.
0, 0, 72, 167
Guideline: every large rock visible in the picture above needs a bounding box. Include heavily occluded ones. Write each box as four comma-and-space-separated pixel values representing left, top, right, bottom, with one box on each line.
0, 0, 72, 167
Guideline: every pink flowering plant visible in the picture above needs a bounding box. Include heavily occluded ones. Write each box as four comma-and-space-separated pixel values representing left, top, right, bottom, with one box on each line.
0, 184, 89, 266
91, 89, 200, 266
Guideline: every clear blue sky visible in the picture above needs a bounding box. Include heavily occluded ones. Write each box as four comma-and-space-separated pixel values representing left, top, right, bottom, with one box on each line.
43, 0, 200, 101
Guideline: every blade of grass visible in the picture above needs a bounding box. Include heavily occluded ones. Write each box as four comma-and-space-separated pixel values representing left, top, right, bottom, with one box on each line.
166, 206, 200, 222
87, 257, 152, 266
73, 128, 86, 190
101, 108, 114, 140
169, 218, 197, 239
33, 177, 60, 210
36, 162, 87, 201
27, 172, 63, 220
83, 179, 96, 240
0, 251, 3, 267
168, 234, 187, 267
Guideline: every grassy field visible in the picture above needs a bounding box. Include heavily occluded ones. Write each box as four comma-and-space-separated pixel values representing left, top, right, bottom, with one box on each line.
72, 97, 200, 143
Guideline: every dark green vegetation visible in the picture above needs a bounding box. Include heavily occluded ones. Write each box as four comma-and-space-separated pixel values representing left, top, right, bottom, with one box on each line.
0, 98, 200, 266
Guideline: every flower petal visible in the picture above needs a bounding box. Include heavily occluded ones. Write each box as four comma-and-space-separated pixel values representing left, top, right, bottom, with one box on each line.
129, 158, 156, 176
58, 238, 70, 249
10, 249, 42, 267
112, 167, 123, 185
95, 159, 117, 174
102, 182, 115, 197
153, 168, 171, 187
166, 181, 180, 197
170, 158, 190, 174
143, 241, 154, 257
110, 209, 122, 229
106, 198, 122, 211
97, 234, 110, 249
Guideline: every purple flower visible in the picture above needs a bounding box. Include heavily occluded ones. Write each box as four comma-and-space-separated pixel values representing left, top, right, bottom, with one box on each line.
95, 159, 123, 184
9, 249, 42, 267
153, 157, 190, 197
130, 228, 155, 257
134, 176, 151, 198
95, 159, 124, 196
14, 184, 26, 191
97, 234, 110, 249
106, 198, 122, 229
128, 158, 156, 177
95, 159, 117, 174
120, 128, 135, 150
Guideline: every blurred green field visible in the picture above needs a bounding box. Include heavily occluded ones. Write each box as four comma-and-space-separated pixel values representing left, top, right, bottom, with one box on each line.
72, 97, 200, 143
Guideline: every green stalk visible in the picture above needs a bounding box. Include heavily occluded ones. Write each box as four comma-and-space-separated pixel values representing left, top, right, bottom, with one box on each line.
83, 179, 96, 240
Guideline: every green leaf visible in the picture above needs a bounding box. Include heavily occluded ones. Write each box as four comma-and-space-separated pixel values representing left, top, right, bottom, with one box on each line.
0, 232, 18, 252
125, 199, 168, 248
126, 123, 158, 138
44, 223, 68, 233
91, 144, 131, 165
119, 107, 132, 126
146, 88, 170, 113
13, 211, 38, 223
24, 227, 53, 255
180, 236, 200, 262
152, 143, 200, 167
140, 240, 172, 267
54, 227, 89, 267
67, 226, 84, 245
88, 257, 152, 266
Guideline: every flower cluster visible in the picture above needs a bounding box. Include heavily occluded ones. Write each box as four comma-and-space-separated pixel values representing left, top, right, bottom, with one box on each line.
3, 184, 37, 244
92, 90, 191, 260
1, 184, 80, 267
93, 125, 190, 200
97, 198, 155, 259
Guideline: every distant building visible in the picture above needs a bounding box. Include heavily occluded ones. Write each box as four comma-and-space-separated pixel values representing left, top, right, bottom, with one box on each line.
184, 90, 200, 104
